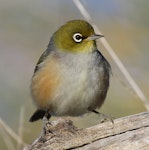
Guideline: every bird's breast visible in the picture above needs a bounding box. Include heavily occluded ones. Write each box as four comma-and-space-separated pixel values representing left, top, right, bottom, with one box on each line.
51, 52, 110, 116
31, 51, 110, 116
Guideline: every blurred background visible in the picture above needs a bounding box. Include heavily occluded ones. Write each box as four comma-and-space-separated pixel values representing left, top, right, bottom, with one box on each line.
0, 0, 149, 149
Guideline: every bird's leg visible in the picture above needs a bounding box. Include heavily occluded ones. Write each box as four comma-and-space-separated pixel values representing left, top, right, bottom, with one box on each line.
42, 110, 52, 133
91, 109, 114, 124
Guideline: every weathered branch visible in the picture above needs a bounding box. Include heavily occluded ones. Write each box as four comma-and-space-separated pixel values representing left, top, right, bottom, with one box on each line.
24, 112, 149, 150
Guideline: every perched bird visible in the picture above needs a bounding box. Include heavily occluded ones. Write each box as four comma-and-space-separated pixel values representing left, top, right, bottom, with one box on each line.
29, 20, 111, 122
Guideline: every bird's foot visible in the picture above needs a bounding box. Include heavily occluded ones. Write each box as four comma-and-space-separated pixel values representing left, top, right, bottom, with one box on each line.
98, 113, 114, 124
91, 109, 114, 124
42, 114, 53, 134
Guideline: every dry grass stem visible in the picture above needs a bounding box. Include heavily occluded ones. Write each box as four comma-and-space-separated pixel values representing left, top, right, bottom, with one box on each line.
0, 118, 25, 146
73, 0, 149, 110
17, 106, 25, 150
0, 128, 15, 150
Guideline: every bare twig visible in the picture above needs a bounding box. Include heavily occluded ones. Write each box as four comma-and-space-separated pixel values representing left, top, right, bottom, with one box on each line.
72, 0, 149, 110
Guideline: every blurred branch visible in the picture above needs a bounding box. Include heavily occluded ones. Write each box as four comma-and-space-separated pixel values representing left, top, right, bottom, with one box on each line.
24, 112, 149, 149
72, 0, 149, 110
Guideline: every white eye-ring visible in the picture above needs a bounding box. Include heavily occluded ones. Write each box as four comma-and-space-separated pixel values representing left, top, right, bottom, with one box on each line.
73, 33, 83, 43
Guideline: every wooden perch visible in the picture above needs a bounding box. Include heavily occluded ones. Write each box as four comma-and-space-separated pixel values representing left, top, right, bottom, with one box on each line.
24, 112, 149, 150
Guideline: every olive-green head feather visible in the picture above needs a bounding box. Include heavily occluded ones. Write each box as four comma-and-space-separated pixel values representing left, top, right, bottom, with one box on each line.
52, 20, 103, 53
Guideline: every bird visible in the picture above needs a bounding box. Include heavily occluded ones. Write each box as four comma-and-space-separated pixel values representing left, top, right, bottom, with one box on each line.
29, 20, 111, 122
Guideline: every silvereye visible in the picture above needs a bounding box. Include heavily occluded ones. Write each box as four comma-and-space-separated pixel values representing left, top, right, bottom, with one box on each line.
29, 20, 111, 122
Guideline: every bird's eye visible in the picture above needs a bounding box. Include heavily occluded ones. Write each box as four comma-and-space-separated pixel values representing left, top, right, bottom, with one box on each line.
73, 33, 83, 43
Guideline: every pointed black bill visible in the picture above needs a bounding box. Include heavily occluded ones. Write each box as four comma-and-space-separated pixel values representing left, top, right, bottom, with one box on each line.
87, 34, 104, 41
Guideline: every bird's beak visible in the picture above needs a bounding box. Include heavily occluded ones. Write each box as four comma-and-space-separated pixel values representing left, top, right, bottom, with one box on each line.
87, 34, 104, 41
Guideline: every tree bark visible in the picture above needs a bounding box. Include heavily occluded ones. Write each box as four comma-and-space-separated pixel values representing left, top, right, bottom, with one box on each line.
24, 112, 149, 150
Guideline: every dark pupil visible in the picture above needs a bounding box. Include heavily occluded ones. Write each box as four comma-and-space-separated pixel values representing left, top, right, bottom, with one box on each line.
76, 35, 82, 40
